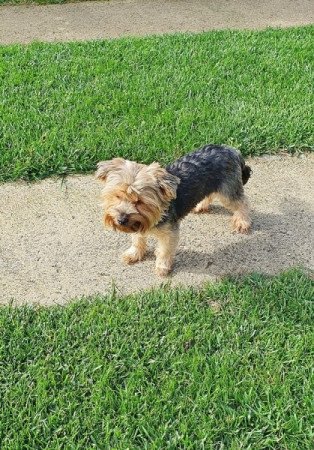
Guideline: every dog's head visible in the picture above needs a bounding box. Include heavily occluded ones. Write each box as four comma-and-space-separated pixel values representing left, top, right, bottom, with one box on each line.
96, 158, 180, 233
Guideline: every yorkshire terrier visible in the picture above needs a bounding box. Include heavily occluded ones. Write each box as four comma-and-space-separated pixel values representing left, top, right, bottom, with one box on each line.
96, 144, 252, 276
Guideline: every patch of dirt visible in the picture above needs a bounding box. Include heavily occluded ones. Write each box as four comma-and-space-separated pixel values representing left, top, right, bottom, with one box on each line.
1, 155, 313, 305
1, 0, 314, 45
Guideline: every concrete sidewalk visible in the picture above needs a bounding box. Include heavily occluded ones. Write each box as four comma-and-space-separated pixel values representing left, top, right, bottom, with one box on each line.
1, 155, 313, 305
1, 0, 313, 45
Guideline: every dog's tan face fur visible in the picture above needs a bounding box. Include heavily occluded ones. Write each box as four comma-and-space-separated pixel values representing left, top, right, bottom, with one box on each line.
96, 158, 180, 234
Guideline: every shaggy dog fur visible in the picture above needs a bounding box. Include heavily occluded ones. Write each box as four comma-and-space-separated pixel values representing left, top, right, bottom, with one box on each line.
96, 144, 252, 276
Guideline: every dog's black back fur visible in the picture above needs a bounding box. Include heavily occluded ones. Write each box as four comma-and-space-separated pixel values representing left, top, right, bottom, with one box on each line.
160, 144, 251, 224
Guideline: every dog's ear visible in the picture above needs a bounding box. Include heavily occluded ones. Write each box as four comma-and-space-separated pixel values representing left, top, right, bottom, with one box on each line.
95, 158, 126, 182
158, 171, 180, 201
148, 163, 180, 201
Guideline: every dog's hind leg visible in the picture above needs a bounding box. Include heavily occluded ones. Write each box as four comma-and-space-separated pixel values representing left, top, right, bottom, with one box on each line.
217, 193, 251, 234
193, 194, 214, 214
123, 234, 147, 264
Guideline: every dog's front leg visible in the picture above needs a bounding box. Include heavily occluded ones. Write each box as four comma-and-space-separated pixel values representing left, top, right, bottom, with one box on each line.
153, 223, 179, 277
123, 234, 147, 265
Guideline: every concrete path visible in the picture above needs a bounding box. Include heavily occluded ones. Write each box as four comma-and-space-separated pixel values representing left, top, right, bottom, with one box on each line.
1, 0, 314, 45
1, 155, 313, 305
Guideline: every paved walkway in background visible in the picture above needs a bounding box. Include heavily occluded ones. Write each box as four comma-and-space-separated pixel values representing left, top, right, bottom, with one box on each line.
0, 0, 313, 45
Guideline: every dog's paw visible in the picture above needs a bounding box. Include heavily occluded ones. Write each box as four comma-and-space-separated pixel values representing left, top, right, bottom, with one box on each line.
193, 203, 211, 214
193, 198, 212, 214
232, 217, 251, 234
193, 206, 209, 214
155, 259, 173, 277
122, 248, 143, 265
155, 265, 172, 277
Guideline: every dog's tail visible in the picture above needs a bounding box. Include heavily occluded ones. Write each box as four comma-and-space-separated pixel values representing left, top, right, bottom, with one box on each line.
242, 164, 252, 185
238, 152, 252, 185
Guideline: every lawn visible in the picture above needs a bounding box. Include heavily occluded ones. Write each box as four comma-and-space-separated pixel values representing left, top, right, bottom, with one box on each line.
0, 26, 313, 181
0, 270, 313, 449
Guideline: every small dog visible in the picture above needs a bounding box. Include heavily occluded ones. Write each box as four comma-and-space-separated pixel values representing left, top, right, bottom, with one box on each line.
96, 144, 252, 276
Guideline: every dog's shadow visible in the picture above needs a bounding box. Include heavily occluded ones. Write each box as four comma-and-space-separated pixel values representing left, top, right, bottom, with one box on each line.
174, 197, 313, 276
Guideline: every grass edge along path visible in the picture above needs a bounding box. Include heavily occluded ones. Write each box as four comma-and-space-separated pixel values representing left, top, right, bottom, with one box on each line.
0, 269, 313, 449
0, 26, 313, 182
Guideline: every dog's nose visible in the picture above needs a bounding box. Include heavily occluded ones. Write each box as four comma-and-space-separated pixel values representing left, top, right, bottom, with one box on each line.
117, 214, 129, 226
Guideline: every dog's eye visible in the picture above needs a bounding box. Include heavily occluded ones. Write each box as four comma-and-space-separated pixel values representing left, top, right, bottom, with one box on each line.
116, 194, 123, 200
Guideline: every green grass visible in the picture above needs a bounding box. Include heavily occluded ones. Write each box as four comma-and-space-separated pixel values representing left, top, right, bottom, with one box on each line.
0, 26, 313, 181
0, 270, 313, 449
